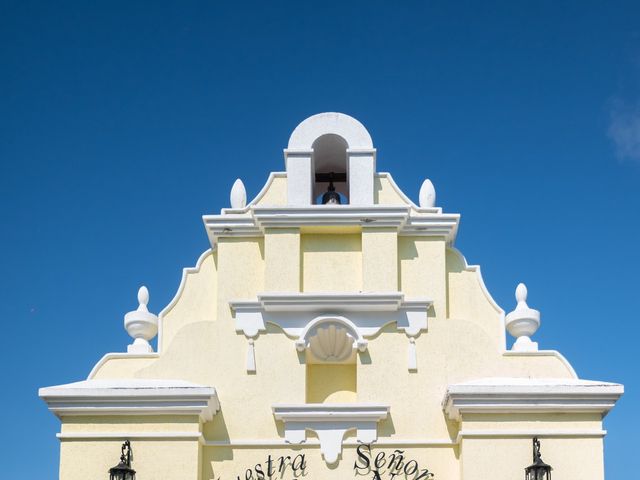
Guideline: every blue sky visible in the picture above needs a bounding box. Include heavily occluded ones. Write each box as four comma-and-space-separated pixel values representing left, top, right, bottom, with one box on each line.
1, 1, 639, 478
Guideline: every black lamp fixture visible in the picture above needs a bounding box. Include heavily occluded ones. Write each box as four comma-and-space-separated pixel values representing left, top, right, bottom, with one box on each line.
109, 440, 136, 480
321, 172, 341, 205
525, 437, 552, 480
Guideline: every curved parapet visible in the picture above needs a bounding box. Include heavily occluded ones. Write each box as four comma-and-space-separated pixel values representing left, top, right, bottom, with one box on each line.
445, 246, 578, 379
88, 249, 216, 380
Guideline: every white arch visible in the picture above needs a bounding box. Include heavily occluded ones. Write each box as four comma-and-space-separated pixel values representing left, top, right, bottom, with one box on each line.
287, 112, 373, 150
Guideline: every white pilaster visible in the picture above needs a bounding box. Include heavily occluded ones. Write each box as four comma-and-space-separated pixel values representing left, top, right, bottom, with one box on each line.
284, 149, 314, 206
347, 148, 376, 205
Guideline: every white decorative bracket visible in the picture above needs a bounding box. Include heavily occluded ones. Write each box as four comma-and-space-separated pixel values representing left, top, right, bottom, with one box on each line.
230, 293, 432, 371
407, 337, 417, 371
272, 404, 389, 464
246, 338, 256, 373
124, 286, 158, 353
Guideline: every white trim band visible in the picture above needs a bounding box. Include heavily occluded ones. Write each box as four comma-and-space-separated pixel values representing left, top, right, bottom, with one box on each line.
57, 432, 203, 441
456, 429, 607, 443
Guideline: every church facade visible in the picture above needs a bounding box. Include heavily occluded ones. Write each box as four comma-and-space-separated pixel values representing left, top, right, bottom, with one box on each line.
40, 113, 623, 480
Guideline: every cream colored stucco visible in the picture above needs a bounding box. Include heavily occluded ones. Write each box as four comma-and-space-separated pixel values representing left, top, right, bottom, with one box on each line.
302, 233, 362, 292
50, 157, 613, 480
362, 228, 398, 291
374, 174, 412, 205
253, 174, 288, 206
265, 228, 300, 291
306, 364, 357, 403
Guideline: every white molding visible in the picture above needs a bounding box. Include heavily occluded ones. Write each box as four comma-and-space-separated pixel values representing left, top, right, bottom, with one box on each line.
456, 429, 607, 443
203, 205, 460, 248
400, 215, 460, 238
235, 292, 429, 313
442, 378, 624, 421
203, 438, 455, 447
57, 432, 203, 441
272, 404, 389, 464
39, 379, 220, 422
87, 353, 159, 380
229, 292, 432, 339
253, 205, 410, 228
502, 350, 579, 379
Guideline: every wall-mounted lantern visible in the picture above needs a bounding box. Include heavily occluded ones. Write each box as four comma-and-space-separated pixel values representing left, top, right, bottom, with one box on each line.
525, 437, 552, 480
109, 440, 136, 480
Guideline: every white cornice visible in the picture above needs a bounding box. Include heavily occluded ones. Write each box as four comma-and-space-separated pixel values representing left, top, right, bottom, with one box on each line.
229, 292, 432, 339
57, 432, 203, 441
253, 205, 410, 228
273, 404, 390, 423
232, 292, 431, 313
442, 378, 624, 421
39, 379, 220, 422
203, 205, 460, 247
272, 403, 389, 464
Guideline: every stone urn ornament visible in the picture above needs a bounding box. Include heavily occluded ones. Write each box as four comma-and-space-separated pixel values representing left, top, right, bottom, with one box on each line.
124, 286, 158, 353
505, 283, 540, 352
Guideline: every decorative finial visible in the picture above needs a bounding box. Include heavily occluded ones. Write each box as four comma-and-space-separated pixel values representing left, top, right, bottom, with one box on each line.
516, 283, 527, 305
137, 286, 149, 310
124, 285, 159, 354
419, 179, 436, 208
230, 178, 247, 209
505, 282, 541, 352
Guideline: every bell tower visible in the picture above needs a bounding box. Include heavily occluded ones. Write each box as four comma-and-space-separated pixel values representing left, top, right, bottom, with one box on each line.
284, 112, 377, 205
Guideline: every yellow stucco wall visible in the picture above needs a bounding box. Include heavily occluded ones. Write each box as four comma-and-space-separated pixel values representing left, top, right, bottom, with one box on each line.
306, 364, 357, 402
302, 233, 362, 292
55, 173, 605, 480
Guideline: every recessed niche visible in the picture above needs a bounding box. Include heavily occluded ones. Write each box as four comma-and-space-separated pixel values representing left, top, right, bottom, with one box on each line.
306, 364, 356, 403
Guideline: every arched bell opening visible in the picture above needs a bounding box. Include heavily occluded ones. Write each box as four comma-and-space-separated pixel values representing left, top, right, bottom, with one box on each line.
312, 134, 349, 204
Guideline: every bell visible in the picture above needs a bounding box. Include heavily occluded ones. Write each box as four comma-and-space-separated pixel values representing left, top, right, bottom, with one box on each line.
322, 179, 341, 205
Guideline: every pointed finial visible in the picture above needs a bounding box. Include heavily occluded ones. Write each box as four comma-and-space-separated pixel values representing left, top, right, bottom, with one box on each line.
419, 179, 436, 208
515, 283, 527, 307
230, 178, 247, 209
137, 286, 149, 311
